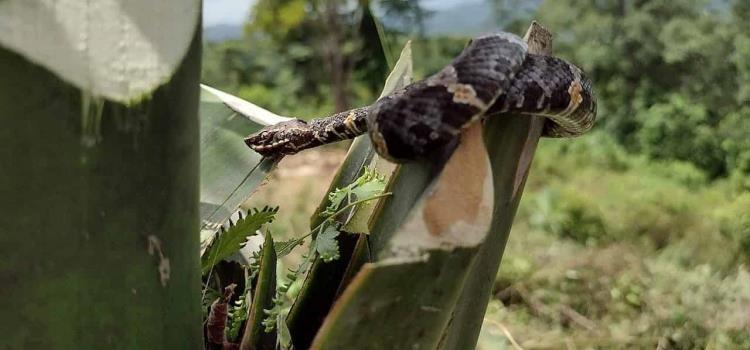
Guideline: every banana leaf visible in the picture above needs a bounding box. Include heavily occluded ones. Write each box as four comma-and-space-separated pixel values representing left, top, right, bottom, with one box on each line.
310, 22, 554, 350
198, 84, 290, 254
240, 233, 278, 350
286, 41, 413, 349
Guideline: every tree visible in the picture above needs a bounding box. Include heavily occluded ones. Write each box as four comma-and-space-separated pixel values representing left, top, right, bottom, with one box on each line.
247, 0, 362, 112
537, 0, 747, 177
379, 0, 431, 36
243, 0, 429, 113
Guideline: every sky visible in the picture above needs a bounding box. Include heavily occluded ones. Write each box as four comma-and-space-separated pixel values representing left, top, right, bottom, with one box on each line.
202, 0, 481, 27
203, 0, 256, 27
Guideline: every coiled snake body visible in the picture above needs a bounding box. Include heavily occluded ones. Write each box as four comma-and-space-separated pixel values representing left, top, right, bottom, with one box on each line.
245, 32, 597, 162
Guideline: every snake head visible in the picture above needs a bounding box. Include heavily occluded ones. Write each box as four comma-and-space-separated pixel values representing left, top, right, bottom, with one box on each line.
244, 119, 313, 157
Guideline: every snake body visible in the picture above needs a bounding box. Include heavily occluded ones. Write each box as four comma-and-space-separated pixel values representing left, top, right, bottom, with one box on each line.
245, 32, 596, 162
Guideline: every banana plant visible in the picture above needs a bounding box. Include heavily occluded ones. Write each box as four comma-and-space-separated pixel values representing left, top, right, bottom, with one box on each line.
198, 84, 290, 261
0, 0, 557, 347
234, 22, 555, 350
0, 1, 203, 348
299, 22, 555, 350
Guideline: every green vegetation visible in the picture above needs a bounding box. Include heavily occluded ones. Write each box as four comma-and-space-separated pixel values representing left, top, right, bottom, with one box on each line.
201, 0, 750, 348
205, 0, 750, 180
491, 133, 750, 348
537, 0, 750, 179
201, 169, 389, 349
202, 207, 278, 274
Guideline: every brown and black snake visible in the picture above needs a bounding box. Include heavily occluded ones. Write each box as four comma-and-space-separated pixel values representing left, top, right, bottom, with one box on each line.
244, 32, 597, 163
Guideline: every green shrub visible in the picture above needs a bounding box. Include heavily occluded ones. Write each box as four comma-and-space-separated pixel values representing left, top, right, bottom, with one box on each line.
718, 108, 750, 175
642, 159, 708, 189
615, 181, 696, 249
636, 94, 725, 177
715, 193, 750, 265
729, 171, 750, 195
533, 132, 631, 182
530, 188, 608, 246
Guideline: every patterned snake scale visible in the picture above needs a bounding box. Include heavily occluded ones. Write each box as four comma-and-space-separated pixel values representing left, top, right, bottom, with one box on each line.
245, 32, 597, 163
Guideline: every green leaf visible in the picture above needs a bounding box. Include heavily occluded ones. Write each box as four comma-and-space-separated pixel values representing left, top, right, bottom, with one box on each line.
350, 177, 386, 204
315, 225, 341, 263
380, 40, 413, 99
201, 207, 278, 274
321, 169, 386, 220
324, 187, 350, 217
240, 233, 277, 349
342, 175, 387, 233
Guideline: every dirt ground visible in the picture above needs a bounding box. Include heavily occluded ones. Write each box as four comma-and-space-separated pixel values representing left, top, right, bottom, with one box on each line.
242, 145, 348, 241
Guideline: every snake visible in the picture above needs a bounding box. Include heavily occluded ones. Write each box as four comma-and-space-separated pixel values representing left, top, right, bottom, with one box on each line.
244, 32, 597, 163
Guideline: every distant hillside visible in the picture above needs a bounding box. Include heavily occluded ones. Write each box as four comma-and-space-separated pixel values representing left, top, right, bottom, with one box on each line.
381, 0, 542, 37
421, 1, 495, 36
204, 24, 243, 42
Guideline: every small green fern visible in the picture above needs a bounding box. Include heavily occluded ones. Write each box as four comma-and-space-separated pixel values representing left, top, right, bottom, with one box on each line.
201, 206, 278, 274
226, 292, 247, 341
